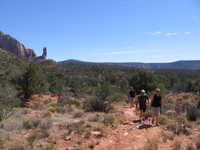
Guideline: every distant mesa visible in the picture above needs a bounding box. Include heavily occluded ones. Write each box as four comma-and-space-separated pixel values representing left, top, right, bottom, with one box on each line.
0, 31, 47, 60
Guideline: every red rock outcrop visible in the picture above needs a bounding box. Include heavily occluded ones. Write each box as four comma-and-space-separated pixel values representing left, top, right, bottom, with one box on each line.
0, 31, 36, 58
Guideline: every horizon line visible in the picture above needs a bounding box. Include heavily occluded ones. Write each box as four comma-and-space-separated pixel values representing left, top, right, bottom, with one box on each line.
57, 59, 200, 64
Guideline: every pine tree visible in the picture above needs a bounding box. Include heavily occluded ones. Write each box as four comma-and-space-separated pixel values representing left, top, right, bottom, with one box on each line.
19, 62, 49, 101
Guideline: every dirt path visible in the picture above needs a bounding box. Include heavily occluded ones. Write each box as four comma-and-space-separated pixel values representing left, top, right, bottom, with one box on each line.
94, 106, 170, 150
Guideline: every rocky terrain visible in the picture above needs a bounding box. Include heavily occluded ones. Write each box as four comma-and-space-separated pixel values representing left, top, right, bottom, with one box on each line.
0, 31, 47, 60
0, 93, 200, 150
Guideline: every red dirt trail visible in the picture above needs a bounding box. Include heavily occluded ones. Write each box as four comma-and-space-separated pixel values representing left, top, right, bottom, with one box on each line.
94, 106, 170, 150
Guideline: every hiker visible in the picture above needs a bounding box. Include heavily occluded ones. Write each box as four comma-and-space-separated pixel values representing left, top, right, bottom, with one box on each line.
197, 99, 200, 109
137, 90, 150, 123
151, 88, 162, 126
129, 88, 136, 108
57, 93, 65, 103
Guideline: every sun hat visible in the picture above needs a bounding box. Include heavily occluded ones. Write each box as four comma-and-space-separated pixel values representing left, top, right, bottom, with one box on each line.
156, 88, 161, 92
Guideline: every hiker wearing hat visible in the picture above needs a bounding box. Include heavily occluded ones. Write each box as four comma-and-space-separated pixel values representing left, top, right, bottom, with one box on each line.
137, 89, 150, 123
151, 88, 162, 126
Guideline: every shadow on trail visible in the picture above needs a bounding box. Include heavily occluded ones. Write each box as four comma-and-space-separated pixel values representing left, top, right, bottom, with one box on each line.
137, 124, 153, 130
132, 119, 141, 123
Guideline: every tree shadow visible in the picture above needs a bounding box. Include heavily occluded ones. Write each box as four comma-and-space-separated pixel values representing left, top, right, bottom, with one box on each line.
132, 116, 151, 123
132, 119, 141, 123
137, 124, 153, 130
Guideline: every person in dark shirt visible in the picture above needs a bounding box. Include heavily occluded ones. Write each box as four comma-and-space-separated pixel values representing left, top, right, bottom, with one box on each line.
151, 88, 162, 126
197, 99, 200, 109
129, 88, 136, 108
137, 89, 149, 123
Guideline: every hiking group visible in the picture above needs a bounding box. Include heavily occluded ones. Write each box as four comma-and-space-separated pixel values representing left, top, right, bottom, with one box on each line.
128, 88, 162, 126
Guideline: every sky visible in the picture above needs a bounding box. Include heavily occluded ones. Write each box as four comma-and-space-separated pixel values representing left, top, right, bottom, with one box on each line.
0, 0, 200, 62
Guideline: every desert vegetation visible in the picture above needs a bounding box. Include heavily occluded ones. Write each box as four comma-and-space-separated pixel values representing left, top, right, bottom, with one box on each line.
0, 49, 200, 150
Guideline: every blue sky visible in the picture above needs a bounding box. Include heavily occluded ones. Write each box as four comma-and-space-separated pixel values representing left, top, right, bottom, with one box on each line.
0, 0, 200, 62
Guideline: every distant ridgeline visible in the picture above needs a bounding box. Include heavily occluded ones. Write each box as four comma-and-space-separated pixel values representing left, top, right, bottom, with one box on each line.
59, 59, 200, 70
0, 31, 47, 60
104, 61, 200, 70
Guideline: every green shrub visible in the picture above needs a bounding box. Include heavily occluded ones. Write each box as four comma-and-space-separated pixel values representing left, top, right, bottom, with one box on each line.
73, 110, 84, 118
51, 99, 81, 107
23, 117, 40, 129
0, 107, 14, 122
18, 62, 49, 101
0, 117, 23, 131
38, 118, 52, 129
130, 70, 166, 93
159, 115, 169, 125
83, 131, 91, 139
187, 106, 200, 121
65, 121, 85, 134
41, 111, 52, 118
96, 82, 112, 100
85, 97, 112, 113
27, 129, 50, 146
0, 83, 21, 122
55, 106, 67, 114
166, 121, 192, 136
84, 82, 113, 112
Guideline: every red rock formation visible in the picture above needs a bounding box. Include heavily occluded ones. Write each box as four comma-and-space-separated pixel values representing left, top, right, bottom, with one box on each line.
0, 31, 36, 58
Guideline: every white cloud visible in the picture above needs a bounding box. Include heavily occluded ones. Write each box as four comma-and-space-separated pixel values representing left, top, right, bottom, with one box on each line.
146, 31, 192, 37
146, 31, 177, 37
165, 32, 177, 37
146, 31, 162, 36
184, 32, 191, 35
96, 49, 162, 56
99, 50, 137, 55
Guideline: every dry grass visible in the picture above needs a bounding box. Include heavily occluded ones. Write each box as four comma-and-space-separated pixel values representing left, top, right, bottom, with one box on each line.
27, 128, 50, 146
159, 114, 170, 125
41, 111, 52, 118
1, 93, 199, 150
160, 131, 174, 142
103, 114, 115, 126
83, 131, 91, 139
143, 136, 159, 150
72, 110, 84, 118
87, 113, 102, 122
173, 139, 182, 150
0, 117, 23, 131
38, 118, 52, 129
23, 117, 40, 129
2, 138, 30, 150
